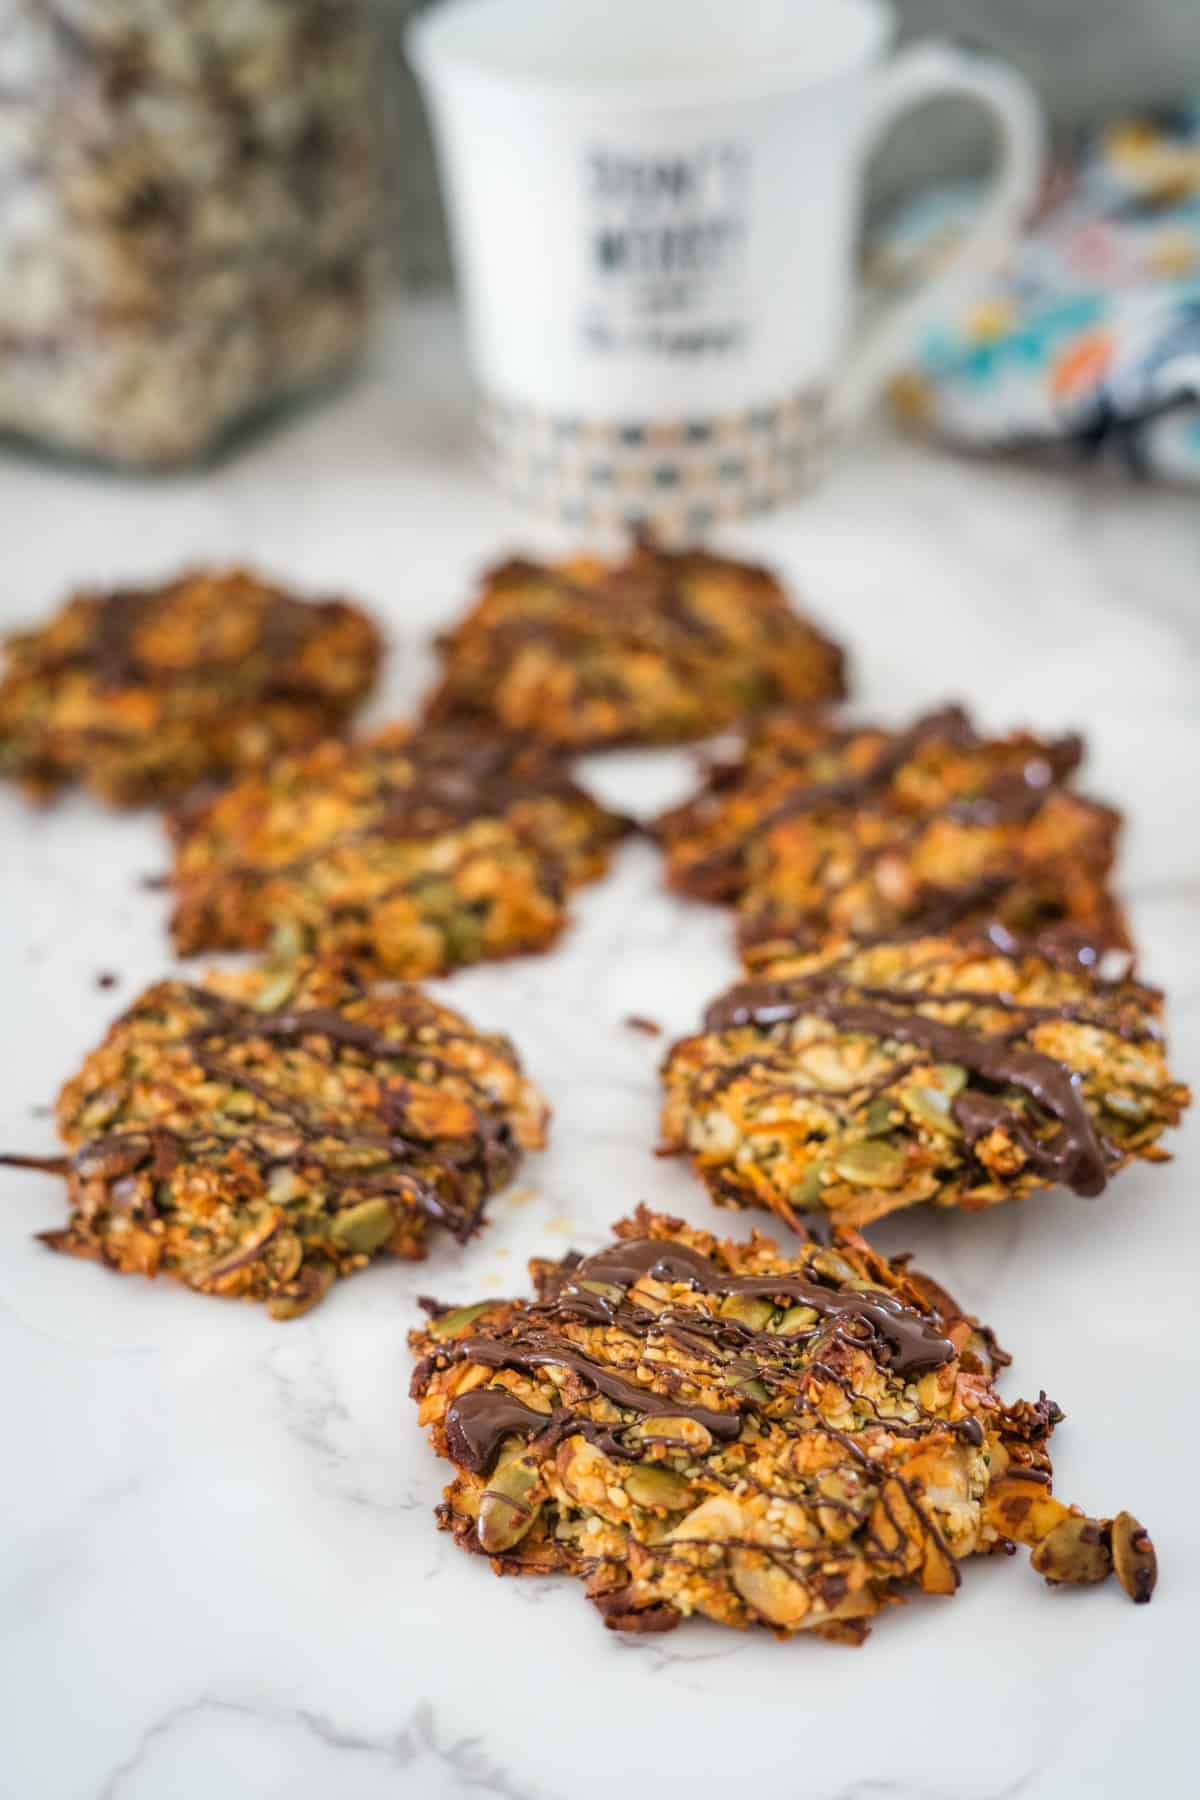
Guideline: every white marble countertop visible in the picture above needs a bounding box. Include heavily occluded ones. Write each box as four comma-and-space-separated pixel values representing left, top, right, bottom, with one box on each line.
1, 298, 1197, 1800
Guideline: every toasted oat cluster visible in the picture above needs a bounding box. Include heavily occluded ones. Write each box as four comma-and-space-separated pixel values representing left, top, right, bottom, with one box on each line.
656, 705, 1127, 960
18, 960, 548, 1318
660, 937, 1188, 1230
0, 568, 382, 805
168, 725, 629, 976
411, 1208, 1156, 1641
424, 539, 847, 748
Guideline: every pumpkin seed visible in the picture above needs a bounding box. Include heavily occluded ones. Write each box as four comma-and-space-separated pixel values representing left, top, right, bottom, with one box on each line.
718, 1294, 775, 1331
268, 1230, 304, 1284
864, 1098, 894, 1135
417, 874, 464, 907
477, 1440, 542, 1552
935, 1063, 967, 1098
630, 1415, 714, 1453
79, 1088, 122, 1131
868, 1477, 924, 1573
729, 1550, 811, 1627
253, 963, 298, 1011
1101, 1091, 1147, 1124
1110, 1511, 1156, 1603
329, 1197, 395, 1255
1031, 1514, 1112, 1586
832, 1140, 906, 1187
799, 1045, 850, 1087
773, 1304, 819, 1335
268, 917, 307, 965
961, 1327, 998, 1376
441, 909, 485, 963
815, 1471, 862, 1544
985, 1477, 1071, 1546
267, 1166, 302, 1205
905, 1084, 962, 1137
668, 1493, 743, 1542
809, 1248, 857, 1284
576, 1279, 623, 1301
726, 1373, 771, 1404
624, 1465, 694, 1511
267, 1260, 335, 1320
787, 1161, 826, 1209
428, 1300, 494, 1341
268, 1294, 312, 1323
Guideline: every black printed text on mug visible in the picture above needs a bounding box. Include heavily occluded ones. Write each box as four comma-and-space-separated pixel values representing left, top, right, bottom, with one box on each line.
581, 143, 750, 358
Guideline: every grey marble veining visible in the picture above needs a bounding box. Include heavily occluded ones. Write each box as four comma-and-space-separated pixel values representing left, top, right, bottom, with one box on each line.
0, 298, 1196, 1799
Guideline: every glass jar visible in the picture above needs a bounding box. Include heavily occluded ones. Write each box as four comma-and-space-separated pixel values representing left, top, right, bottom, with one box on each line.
0, 0, 380, 465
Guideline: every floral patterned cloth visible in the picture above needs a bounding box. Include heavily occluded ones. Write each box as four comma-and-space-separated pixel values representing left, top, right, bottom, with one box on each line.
877, 104, 1200, 479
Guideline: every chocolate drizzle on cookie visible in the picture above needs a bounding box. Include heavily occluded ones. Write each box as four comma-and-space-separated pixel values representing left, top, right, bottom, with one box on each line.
4, 977, 538, 1299
451, 1331, 745, 1439
434, 1229, 959, 1483
704, 972, 1111, 1196
555, 1238, 955, 1374
445, 1390, 555, 1474
754, 705, 977, 827
660, 707, 1093, 920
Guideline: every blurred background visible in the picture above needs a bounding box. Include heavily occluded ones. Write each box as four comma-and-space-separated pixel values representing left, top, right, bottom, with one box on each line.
3, 1, 1199, 485
376, 0, 1200, 284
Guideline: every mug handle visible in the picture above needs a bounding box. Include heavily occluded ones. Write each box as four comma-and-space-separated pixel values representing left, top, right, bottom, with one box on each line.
829, 41, 1046, 432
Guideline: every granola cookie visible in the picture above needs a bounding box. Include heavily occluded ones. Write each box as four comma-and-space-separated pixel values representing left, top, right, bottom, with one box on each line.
656, 704, 1089, 902
0, 567, 382, 805
411, 1208, 1156, 1641
168, 724, 629, 977
736, 785, 1128, 967
660, 936, 1188, 1230
423, 539, 846, 748
6, 959, 548, 1318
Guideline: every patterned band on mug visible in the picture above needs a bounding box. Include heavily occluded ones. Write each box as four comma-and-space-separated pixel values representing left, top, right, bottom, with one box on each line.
479, 388, 829, 531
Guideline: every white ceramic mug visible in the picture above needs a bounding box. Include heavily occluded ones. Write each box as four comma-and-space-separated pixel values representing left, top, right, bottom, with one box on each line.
408, 0, 1045, 530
